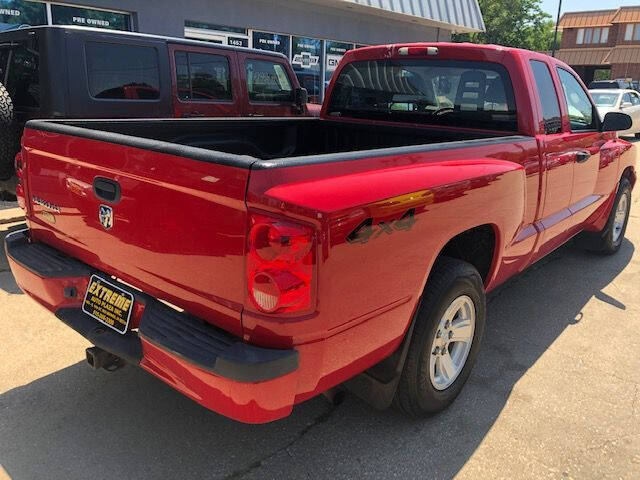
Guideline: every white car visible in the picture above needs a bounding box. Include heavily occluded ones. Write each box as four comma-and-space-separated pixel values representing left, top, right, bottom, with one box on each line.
590, 88, 640, 138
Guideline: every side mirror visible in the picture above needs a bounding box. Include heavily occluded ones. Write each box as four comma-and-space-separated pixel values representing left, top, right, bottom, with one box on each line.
621, 101, 633, 108
294, 87, 309, 113
601, 111, 633, 132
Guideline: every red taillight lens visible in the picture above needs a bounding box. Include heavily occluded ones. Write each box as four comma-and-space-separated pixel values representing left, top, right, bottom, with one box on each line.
247, 213, 315, 315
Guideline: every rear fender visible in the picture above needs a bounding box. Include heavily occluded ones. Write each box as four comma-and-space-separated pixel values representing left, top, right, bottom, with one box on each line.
247, 156, 525, 342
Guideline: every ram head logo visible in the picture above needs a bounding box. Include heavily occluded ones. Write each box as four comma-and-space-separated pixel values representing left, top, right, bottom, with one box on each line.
99, 205, 113, 230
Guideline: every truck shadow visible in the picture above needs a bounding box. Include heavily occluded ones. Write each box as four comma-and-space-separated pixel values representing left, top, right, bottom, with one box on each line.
0, 238, 635, 479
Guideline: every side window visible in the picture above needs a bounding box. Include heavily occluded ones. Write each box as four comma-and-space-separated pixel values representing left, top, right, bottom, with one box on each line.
6, 45, 40, 109
174, 51, 232, 101
245, 60, 293, 103
622, 93, 632, 106
86, 42, 160, 100
557, 68, 596, 131
630, 92, 640, 106
529, 60, 562, 134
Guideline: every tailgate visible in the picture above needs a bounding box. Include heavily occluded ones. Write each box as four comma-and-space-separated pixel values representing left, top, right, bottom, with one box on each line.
21, 124, 253, 337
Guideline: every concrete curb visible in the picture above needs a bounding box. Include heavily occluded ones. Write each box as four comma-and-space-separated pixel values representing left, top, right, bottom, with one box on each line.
0, 207, 25, 225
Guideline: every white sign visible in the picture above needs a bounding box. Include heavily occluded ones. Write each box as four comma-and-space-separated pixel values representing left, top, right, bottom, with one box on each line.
326, 54, 343, 73
0, 8, 20, 16
72, 16, 110, 27
292, 51, 319, 69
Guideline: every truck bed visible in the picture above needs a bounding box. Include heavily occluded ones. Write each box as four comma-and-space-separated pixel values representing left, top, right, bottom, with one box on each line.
26, 117, 518, 164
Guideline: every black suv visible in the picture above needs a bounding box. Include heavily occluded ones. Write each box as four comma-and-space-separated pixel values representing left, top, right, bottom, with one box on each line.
0, 25, 310, 195
588, 79, 634, 90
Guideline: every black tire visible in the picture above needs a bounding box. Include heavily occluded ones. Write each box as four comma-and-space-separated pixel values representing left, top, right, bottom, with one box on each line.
394, 257, 486, 416
0, 81, 19, 181
575, 177, 632, 255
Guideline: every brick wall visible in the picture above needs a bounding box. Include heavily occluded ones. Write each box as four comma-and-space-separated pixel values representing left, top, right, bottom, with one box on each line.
560, 28, 577, 48
611, 63, 640, 79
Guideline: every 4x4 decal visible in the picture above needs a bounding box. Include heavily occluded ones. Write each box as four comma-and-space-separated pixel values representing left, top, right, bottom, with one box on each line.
347, 209, 417, 244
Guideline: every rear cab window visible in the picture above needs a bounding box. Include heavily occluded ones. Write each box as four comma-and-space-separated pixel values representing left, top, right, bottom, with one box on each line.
245, 59, 293, 103
85, 42, 160, 100
174, 51, 233, 101
529, 60, 561, 134
556, 68, 597, 131
327, 59, 518, 131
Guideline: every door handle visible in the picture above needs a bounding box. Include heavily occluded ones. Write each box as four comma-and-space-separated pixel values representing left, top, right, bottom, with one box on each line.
93, 177, 121, 203
575, 151, 591, 163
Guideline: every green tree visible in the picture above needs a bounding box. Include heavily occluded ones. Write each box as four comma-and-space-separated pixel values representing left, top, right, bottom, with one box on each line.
453, 0, 558, 52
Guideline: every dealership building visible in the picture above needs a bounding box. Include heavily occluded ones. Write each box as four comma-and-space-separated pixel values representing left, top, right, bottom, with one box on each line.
0, 0, 485, 101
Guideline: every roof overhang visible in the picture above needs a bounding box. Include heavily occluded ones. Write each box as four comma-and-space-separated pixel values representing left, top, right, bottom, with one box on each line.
300, 0, 485, 33
607, 46, 640, 64
555, 47, 612, 65
557, 9, 617, 30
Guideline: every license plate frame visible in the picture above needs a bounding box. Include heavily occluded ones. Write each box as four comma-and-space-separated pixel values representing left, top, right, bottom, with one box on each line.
82, 275, 134, 335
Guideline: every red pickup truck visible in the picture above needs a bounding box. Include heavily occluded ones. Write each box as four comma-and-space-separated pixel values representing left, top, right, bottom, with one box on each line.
5, 43, 636, 423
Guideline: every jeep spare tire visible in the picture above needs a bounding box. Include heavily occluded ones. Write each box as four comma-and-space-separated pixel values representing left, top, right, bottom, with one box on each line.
0, 81, 20, 181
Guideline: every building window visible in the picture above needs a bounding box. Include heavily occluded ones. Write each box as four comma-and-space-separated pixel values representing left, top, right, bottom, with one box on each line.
184, 21, 249, 46
0, 0, 46, 30
626, 24, 635, 41
51, 4, 130, 30
576, 26, 610, 45
175, 51, 232, 101
86, 42, 160, 100
291, 36, 323, 103
584, 28, 593, 43
624, 23, 640, 41
251, 31, 291, 56
0, 0, 132, 32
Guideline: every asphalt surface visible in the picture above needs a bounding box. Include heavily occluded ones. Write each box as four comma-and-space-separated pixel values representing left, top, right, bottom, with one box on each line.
1, 160, 639, 479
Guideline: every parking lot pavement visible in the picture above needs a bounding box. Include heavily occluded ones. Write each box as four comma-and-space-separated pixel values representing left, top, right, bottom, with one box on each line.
1, 185, 639, 480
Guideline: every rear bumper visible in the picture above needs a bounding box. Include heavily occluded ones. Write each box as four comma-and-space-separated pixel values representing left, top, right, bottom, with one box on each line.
5, 229, 300, 423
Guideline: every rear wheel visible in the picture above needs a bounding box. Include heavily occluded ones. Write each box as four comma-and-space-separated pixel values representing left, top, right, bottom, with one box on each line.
0, 81, 19, 182
394, 257, 486, 416
576, 177, 632, 255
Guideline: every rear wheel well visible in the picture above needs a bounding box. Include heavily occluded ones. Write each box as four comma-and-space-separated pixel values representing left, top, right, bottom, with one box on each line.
621, 166, 636, 189
439, 225, 496, 284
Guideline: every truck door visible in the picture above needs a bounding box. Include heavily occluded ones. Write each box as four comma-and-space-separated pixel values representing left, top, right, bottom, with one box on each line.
555, 67, 610, 225
529, 60, 575, 258
237, 52, 300, 117
169, 44, 242, 117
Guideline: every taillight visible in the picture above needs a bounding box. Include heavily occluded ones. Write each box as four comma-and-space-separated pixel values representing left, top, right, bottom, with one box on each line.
14, 152, 26, 211
247, 212, 315, 315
